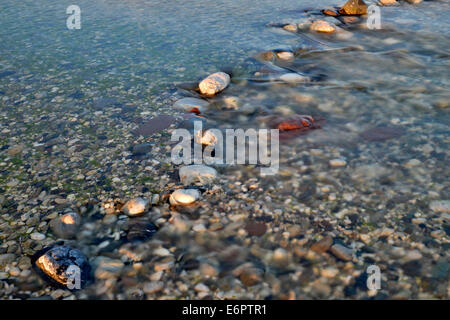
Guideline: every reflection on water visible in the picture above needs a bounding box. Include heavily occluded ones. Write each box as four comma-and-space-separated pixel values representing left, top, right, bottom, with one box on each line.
0, 0, 449, 299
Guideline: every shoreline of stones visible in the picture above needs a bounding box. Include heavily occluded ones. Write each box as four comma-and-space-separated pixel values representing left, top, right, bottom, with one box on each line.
31, 0, 443, 292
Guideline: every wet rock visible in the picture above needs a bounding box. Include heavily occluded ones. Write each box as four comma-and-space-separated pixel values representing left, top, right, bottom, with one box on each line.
322, 9, 339, 16
94, 257, 124, 280
34, 246, 91, 288
379, 0, 397, 5
430, 201, 450, 214
329, 159, 347, 167
405, 0, 422, 3
173, 97, 209, 114
179, 165, 217, 185
330, 244, 353, 261
169, 189, 201, 206
311, 236, 333, 253
244, 221, 267, 236
272, 248, 289, 266
310, 20, 336, 33
199, 72, 230, 96
143, 281, 164, 294
126, 219, 158, 242
134, 115, 177, 137
338, 0, 368, 15
283, 24, 297, 31
0, 254, 15, 268
50, 211, 81, 239
30, 232, 46, 241
7, 145, 24, 156
275, 51, 294, 61
240, 268, 263, 286
279, 73, 310, 83
131, 143, 152, 155
122, 197, 150, 216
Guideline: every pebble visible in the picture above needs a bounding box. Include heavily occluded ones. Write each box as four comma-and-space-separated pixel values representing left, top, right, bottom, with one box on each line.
276, 51, 294, 61
404, 159, 421, 168
405, 0, 422, 3
329, 159, 347, 167
121, 197, 150, 216
194, 283, 210, 292
143, 281, 164, 294
338, 0, 368, 15
173, 97, 209, 113
310, 20, 336, 33
283, 24, 297, 31
322, 9, 338, 16
272, 248, 289, 266
311, 236, 333, 253
30, 232, 45, 241
279, 73, 309, 83
430, 200, 450, 214
169, 189, 201, 205
199, 72, 230, 96
179, 165, 217, 185
379, 0, 397, 5
94, 257, 124, 279
330, 244, 353, 261
35, 246, 91, 287
153, 248, 171, 257
132, 143, 153, 155
50, 211, 81, 239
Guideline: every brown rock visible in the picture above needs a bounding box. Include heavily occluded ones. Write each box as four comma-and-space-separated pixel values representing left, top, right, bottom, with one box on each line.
322, 9, 338, 16
240, 268, 263, 286
311, 236, 333, 253
338, 0, 368, 15
244, 221, 267, 236
310, 20, 336, 33
330, 244, 353, 261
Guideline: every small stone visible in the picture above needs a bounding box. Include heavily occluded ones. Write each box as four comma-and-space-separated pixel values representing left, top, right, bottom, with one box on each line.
0, 254, 15, 268
193, 224, 207, 232
430, 201, 450, 214
127, 219, 158, 242
154, 248, 171, 257
405, 0, 422, 3
169, 189, 201, 206
7, 145, 24, 156
283, 24, 297, 31
276, 51, 294, 61
272, 248, 289, 266
379, 0, 397, 5
199, 72, 230, 96
338, 0, 368, 15
30, 232, 45, 241
404, 159, 421, 168
132, 143, 152, 155
322, 9, 338, 16
194, 283, 209, 292
244, 221, 267, 236
330, 244, 353, 261
329, 159, 347, 167
179, 165, 217, 185
310, 20, 336, 33
173, 97, 209, 113
34, 246, 91, 288
143, 281, 164, 294
240, 268, 263, 286
122, 197, 150, 216
311, 236, 333, 253
94, 257, 124, 280
321, 267, 339, 278
50, 211, 81, 239
279, 73, 309, 83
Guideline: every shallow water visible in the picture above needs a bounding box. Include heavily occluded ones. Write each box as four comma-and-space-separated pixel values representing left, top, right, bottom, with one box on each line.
0, 0, 449, 299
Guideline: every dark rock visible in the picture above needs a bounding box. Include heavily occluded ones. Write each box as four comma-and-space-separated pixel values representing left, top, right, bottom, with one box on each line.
49, 211, 81, 239
338, 0, 368, 15
126, 219, 158, 242
131, 143, 152, 155
244, 221, 267, 236
34, 246, 91, 289
133, 115, 177, 137
330, 243, 353, 261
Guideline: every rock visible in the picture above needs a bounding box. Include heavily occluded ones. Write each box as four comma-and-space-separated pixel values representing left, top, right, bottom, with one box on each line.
360, 126, 405, 142
173, 97, 209, 114
310, 20, 336, 33
194, 129, 220, 146
244, 221, 267, 236
330, 244, 353, 261
221, 96, 242, 110
405, 0, 422, 3
143, 281, 164, 294
169, 189, 200, 205
340, 16, 360, 24
279, 73, 310, 83
94, 257, 124, 280
283, 24, 297, 31
121, 197, 150, 216
194, 283, 209, 292
272, 248, 289, 266
430, 201, 450, 214
404, 159, 421, 168
0, 254, 15, 268
127, 219, 158, 242
322, 9, 339, 16
276, 51, 294, 61
311, 236, 333, 253
7, 145, 24, 156
153, 248, 171, 257
329, 159, 347, 167
131, 143, 152, 155
338, 0, 368, 15
379, 0, 397, 5
240, 268, 263, 286
199, 72, 230, 96
30, 232, 46, 241
50, 211, 81, 239
179, 165, 217, 185
34, 246, 91, 288
133, 115, 177, 137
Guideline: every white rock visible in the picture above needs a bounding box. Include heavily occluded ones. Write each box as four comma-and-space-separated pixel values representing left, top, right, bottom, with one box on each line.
310, 20, 336, 33
279, 73, 310, 83
169, 189, 200, 205
329, 159, 347, 167
153, 248, 172, 257
179, 165, 217, 185
199, 72, 230, 96
30, 232, 45, 241
121, 197, 150, 216
173, 97, 209, 113
276, 51, 294, 61
194, 283, 210, 292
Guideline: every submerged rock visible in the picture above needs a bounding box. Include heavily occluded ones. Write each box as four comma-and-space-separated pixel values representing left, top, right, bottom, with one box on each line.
330, 244, 353, 261
169, 189, 201, 206
430, 200, 450, 214
275, 51, 295, 61
199, 72, 230, 96
379, 0, 397, 5
310, 20, 336, 33
173, 97, 209, 114
322, 9, 339, 16
338, 0, 368, 15
34, 246, 91, 288
121, 197, 150, 216
179, 165, 218, 185
50, 211, 81, 239
126, 219, 158, 242
279, 73, 310, 83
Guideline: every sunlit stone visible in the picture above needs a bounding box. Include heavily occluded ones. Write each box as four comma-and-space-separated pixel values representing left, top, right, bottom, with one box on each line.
122, 197, 150, 216
199, 72, 230, 96
170, 189, 201, 206
179, 165, 217, 185
310, 20, 336, 33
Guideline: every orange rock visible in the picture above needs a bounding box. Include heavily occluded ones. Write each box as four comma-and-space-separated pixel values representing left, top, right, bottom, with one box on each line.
322, 9, 338, 16
338, 0, 368, 15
